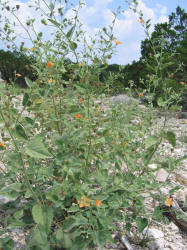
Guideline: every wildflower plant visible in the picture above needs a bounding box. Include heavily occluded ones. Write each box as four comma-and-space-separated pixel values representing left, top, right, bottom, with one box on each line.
0, 0, 186, 249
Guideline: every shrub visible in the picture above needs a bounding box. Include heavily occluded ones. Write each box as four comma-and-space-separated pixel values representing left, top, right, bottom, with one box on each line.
0, 1, 186, 249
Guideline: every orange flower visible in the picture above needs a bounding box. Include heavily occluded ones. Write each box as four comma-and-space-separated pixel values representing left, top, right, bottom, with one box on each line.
95, 199, 102, 207
115, 40, 122, 45
179, 81, 185, 85
139, 92, 143, 97
76, 113, 81, 119
0, 142, 6, 148
78, 62, 83, 67
110, 88, 113, 92
78, 196, 90, 208
47, 61, 53, 68
16, 73, 22, 77
30, 47, 35, 51
80, 98, 84, 103
165, 197, 173, 207
137, 121, 141, 126
139, 18, 144, 23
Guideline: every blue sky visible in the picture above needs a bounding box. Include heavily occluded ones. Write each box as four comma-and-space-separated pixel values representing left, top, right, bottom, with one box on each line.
0, 0, 186, 65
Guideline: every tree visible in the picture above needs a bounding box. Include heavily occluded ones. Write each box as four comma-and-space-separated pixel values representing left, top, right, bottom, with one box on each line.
141, 6, 187, 58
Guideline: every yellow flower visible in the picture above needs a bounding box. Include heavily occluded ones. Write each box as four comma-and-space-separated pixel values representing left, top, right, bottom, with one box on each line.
115, 40, 122, 45
48, 78, 54, 83
78, 62, 83, 67
165, 197, 173, 207
35, 99, 42, 104
184, 120, 187, 124
124, 142, 128, 147
16, 73, 22, 77
30, 47, 35, 51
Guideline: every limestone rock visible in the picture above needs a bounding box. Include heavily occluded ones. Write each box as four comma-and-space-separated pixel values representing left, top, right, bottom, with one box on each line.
176, 171, 187, 186
0, 194, 10, 205
148, 163, 158, 170
155, 169, 169, 182
110, 94, 140, 105
145, 227, 165, 250
176, 189, 187, 202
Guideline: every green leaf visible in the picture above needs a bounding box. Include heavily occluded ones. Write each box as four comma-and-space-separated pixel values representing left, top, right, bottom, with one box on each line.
25, 117, 34, 125
95, 231, 107, 249
0, 183, 22, 193
164, 131, 176, 147
32, 205, 53, 234
13, 209, 23, 220
136, 217, 148, 232
49, 3, 54, 11
47, 18, 60, 27
145, 135, 158, 149
63, 215, 88, 232
153, 206, 163, 222
15, 125, 28, 140
25, 135, 51, 159
25, 77, 33, 88
56, 229, 72, 249
70, 42, 77, 50
30, 228, 50, 250
4, 152, 22, 167
32, 204, 43, 225
67, 26, 75, 38
22, 93, 29, 106
157, 97, 165, 107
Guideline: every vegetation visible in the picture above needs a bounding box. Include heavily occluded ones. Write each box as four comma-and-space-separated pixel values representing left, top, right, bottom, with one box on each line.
0, 49, 37, 87
0, 1, 186, 249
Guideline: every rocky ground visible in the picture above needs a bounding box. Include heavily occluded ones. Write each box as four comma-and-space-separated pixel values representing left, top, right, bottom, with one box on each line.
0, 93, 186, 249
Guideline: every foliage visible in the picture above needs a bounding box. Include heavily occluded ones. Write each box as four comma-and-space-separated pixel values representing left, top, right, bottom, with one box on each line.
0, 49, 37, 87
0, 0, 186, 249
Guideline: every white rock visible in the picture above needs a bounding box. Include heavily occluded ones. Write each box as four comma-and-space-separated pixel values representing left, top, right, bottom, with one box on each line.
155, 169, 169, 182
148, 164, 158, 170
167, 222, 179, 232
176, 190, 186, 202
110, 94, 140, 105
0, 194, 10, 205
176, 171, 187, 186
145, 227, 165, 250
